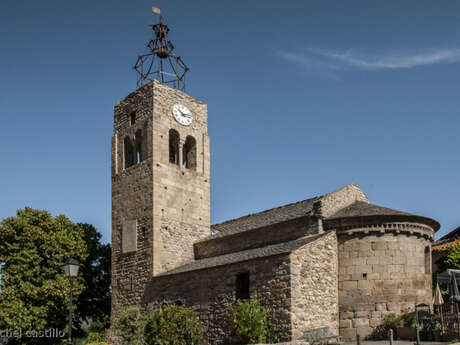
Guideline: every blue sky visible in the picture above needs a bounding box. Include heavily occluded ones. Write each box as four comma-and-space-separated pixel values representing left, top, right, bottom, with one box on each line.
1, 0, 459, 243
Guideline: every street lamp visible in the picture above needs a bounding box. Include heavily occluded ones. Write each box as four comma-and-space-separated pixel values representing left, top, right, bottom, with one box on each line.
63, 256, 79, 345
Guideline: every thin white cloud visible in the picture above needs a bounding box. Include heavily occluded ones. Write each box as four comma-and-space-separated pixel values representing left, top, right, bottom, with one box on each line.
279, 47, 460, 71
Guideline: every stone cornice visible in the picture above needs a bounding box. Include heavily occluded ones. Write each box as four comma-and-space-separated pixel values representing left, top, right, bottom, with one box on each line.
325, 217, 435, 240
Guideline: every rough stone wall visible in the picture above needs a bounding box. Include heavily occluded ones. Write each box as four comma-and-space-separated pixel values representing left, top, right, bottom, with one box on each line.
195, 217, 318, 260
111, 83, 154, 309
144, 255, 292, 345
321, 184, 369, 218
290, 231, 339, 339
151, 80, 211, 274
337, 229, 433, 340
111, 80, 211, 305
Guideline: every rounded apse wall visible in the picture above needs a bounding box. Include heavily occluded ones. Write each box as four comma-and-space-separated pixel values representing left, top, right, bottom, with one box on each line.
336, 223, 433, 340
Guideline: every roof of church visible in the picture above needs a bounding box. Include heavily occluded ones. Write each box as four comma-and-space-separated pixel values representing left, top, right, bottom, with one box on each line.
328, 201, 413, 218
160, 232, 326, 276
210, 196, 321, 237
328, 201, 440, 230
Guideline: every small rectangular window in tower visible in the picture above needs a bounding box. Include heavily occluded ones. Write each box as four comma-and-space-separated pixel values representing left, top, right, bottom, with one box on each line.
130, 111, 136, 126
235, 272, 250, 300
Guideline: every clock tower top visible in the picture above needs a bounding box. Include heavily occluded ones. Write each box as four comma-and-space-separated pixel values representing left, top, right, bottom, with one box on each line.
134, 7, 189, 91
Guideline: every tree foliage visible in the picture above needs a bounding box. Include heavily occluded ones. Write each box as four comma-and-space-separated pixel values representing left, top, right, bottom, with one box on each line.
0, 208, 111, 345
144, 305, 204, 345
0, 208, 87, 344
112, 306, 146, 345
226, 296, 274, 344
437, 239, 460, 272
75, 223, 111, 332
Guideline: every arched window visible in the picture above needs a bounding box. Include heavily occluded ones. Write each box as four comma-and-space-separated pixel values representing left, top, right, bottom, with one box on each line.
124, 136, 135, 169
169, 129, 180, 165
183, 136, 196, 170
135, 129, 143, 164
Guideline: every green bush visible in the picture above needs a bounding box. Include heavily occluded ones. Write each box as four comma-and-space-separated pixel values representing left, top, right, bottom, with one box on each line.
144, 305, 204, 345
383, 313, 403, 332
226, 296, 274, 344
84, 316, 109, 343
112, 306, 146, 345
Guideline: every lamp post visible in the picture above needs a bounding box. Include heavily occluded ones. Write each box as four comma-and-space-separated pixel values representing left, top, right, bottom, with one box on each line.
63, 257, 79, 345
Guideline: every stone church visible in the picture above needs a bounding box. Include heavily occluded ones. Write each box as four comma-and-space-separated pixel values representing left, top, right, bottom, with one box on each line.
110, 12, 439, 345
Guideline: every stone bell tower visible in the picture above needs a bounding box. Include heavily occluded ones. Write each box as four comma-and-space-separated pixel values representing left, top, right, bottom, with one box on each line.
111, 8, 210, 308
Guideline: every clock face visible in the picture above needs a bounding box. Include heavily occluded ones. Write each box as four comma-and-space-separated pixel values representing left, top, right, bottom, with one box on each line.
172, 104, 193, 126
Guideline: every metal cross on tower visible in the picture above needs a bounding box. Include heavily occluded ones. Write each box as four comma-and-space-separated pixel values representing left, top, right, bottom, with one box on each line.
134, 7, 189, 90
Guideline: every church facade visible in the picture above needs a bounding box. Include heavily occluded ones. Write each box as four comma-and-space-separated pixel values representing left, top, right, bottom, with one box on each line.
110, 80, 439, 344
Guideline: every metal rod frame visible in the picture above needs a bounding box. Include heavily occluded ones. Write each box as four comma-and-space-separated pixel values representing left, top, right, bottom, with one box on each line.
134, 15, 189, 91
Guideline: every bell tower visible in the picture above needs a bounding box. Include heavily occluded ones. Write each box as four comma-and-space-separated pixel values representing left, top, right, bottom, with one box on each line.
111, 8, 210, 307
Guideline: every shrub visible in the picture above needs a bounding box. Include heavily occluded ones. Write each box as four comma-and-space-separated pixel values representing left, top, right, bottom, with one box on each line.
383, 313, 403, 332
226, 295, 274, 344
144, 305, 204, 345
84, 316, 109, 343
112, 306, 146, 345
370, 313, 402, 340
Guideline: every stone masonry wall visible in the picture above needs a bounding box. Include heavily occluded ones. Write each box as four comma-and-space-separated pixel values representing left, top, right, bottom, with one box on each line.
111, 83, 154, 309
290, 231, 339, 339
151, 80, 211, 274
144, 254, 292, 345
195, 217, 318, 260
338, 229, 432, 340
321, 184, 369, 218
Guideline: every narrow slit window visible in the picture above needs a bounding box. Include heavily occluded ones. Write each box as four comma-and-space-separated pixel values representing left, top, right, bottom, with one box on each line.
130, 112, 136, 126
236, 272, 250, 300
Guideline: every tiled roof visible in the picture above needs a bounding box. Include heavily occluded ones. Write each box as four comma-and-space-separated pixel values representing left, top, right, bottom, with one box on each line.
437, 226, 460, 242
432, 240, 457, 251
210, 196, 321, 238
328, 201, 413, 218
328, 201, 440, 230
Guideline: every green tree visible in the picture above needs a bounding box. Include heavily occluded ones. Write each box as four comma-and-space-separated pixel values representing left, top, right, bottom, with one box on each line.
75, 223, 111, 334
437, 239, 460, 271
433, 238, 460, 298
113, 306, 146, 345
0, 208, 87, 344
226, 295, 274, 344
144, 305, 204, 345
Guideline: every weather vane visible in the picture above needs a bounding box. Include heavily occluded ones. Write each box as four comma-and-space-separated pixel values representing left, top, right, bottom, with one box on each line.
134, 6, 189, 90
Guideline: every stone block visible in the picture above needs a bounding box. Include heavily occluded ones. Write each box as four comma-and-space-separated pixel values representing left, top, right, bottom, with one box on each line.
340, 312, 354, 319
356, 326, 373, 338
375, 303, 386, 311
367, 256, 379, 265
358, 280, 370, 289
343, 281, 358, 290
371, 311, 382, 318
370, 318, 382, 327
353, 318, 369, 327
379, 256, 392, 265
340, 319, 352, 328
340, 327, 357, 339
354, 311, 369, 318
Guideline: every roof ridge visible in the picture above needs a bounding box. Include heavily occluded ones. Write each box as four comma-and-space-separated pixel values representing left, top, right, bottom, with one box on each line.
211, 195, 322, 228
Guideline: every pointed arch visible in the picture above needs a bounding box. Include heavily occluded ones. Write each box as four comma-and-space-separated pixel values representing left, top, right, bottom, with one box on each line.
169, 129, 180, 165
183, 135, 196, 170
